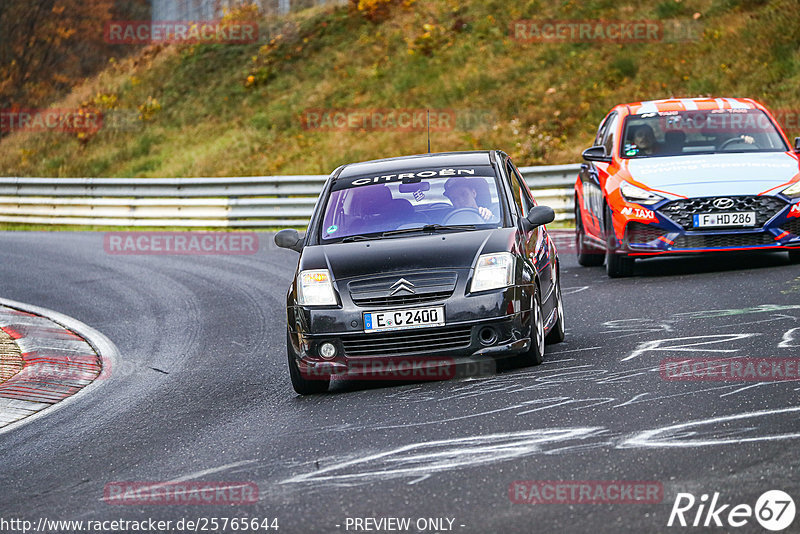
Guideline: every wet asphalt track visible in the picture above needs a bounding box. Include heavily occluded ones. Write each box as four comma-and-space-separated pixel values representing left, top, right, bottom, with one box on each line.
0, 231, 799, 534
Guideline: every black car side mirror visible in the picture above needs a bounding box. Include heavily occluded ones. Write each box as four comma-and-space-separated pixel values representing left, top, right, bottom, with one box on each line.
275, 229, 303, 253
524, 205, 555, 229
582, 145, 612, 163
794, 137, 800, 152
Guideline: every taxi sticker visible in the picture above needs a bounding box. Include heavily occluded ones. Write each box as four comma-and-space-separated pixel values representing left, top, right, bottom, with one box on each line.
621, 206, 656, 221
326, 225, 338, 234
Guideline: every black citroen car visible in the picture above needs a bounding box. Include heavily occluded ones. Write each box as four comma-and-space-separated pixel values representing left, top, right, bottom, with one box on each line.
275, 151, 565, 394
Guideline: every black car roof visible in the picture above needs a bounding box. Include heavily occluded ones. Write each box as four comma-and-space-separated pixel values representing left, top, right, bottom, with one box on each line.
336, 151, 494, 179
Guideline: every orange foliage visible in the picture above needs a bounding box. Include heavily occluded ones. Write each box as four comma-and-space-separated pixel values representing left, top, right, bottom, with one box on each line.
0, 0, 117, 109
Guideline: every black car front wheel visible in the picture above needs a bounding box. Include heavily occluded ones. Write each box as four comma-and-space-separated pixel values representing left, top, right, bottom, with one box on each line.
287, 332, 330, 395
519, 285, 545, 366
604, 206, 635, 278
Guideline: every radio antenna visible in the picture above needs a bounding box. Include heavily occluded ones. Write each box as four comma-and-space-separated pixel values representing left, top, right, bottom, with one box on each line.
427, 109, 431, 153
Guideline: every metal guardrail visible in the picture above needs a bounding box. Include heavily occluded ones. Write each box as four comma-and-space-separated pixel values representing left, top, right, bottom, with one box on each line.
0, 164, 580, 228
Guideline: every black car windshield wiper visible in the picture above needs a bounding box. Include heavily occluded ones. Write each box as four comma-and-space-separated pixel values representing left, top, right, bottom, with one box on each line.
382, 224, 477, 237
341, 233, 384, 243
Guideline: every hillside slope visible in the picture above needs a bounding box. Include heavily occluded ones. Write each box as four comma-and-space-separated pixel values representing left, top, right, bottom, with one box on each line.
1, 0, 798, 177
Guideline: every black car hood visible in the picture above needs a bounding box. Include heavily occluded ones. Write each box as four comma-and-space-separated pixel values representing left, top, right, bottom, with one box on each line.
299, 228, 517, 281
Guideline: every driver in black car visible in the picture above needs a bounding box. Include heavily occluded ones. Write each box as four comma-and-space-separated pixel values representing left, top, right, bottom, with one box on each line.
443, 177, 494, 221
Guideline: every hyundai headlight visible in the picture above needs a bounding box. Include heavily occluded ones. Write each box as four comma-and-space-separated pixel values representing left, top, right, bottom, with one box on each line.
470, 253, 514, 292
620, 181, 664, 205
298, 269, 338, 306
782, 181, 800, 198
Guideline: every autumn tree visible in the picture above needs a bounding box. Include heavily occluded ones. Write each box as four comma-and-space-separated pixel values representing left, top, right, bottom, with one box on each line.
0, 0, 150, 110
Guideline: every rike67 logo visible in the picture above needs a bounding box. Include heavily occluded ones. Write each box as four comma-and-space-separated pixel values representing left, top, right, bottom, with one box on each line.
668, 490, 795, 531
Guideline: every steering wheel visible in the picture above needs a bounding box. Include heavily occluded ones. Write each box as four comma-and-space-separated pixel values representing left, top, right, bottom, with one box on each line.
442, 207, 484, 225
719, 136, 758, 151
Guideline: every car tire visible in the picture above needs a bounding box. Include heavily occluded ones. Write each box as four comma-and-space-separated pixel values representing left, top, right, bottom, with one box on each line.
604, 206, 634, 278
576, 205, 604, 267
789, 249, 800, 264
287, 332, 330, 395
545, 270, 565, 344
520, 285, 545, 366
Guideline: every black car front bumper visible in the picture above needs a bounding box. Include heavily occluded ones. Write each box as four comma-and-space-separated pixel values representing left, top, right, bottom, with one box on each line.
288, 285, 532, 379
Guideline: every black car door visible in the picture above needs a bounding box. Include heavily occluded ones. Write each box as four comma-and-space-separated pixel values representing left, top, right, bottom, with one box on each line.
504, 156, 553, 307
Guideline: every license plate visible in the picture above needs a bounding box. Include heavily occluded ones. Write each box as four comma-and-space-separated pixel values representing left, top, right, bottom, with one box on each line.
363, 306, 445, 333
693, 212, 756, 228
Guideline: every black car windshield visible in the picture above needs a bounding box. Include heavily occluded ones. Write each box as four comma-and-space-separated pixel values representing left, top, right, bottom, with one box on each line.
320, 170, 503, 242
621, 109, 788, 158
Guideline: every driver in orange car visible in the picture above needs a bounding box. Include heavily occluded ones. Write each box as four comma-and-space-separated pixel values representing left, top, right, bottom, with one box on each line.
632, 124, 660, 155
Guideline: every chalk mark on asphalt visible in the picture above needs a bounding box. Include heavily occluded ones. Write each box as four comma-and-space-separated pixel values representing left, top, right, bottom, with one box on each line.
674, 304, 800, 319
779, 327, 800, 348
716, 313, 798, 329
622, 333, 758, 362
283, 404, 800, 486
618, 406, 800, 448
280, 427, 606, 485
562, 286, 589, 295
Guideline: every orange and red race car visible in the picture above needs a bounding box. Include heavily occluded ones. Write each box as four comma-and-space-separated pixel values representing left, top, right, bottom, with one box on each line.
574, 97, 800, 277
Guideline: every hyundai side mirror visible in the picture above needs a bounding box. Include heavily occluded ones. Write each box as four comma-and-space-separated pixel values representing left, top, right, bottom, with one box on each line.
274, 229, 304, 253
524, 205, 556, 229
581, 145, 612, 163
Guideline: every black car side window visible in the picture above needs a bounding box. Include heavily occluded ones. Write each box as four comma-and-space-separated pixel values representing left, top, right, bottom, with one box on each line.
506, 160, 532, 215
513, 164, 536, 208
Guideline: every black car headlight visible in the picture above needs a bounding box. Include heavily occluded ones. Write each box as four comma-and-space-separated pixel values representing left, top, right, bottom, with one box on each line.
470, 253, 514, 292
297, 269, 338, 306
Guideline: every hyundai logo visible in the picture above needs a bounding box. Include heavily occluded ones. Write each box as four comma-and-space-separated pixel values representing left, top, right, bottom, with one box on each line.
390, 278, 416, 296
712, 197, 735, 210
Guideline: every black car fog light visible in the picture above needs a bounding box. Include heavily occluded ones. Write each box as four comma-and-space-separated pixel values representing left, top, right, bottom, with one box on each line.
478, 327, 498, 346
319, 342, 337, 360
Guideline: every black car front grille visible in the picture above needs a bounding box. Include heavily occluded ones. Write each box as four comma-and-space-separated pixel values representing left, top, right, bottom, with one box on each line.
782, 218, 800, 236
349, 271, 457, 307
660, 196, 787, 229
625, 222, 667, 244
342, 325, 473, 357
672, 232, 774, 249
352, 291, 453, 307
